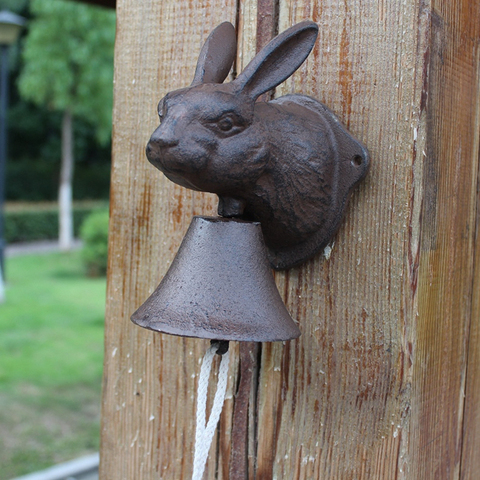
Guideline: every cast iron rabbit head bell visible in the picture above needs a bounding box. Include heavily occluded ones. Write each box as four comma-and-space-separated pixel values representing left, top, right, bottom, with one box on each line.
132, 21, 369, 342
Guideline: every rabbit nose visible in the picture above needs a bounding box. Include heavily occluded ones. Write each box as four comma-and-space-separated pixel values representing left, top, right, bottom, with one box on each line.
150, 134, 179, 148
150, 137, 178, 147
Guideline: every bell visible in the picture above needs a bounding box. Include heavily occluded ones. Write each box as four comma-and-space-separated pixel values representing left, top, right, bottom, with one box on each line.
131, 216, 300, 342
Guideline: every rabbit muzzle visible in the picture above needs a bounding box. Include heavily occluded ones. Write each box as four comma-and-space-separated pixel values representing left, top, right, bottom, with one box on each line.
148, 132, 179, 149
146, 124, 182, 172
146, 126, 215, 193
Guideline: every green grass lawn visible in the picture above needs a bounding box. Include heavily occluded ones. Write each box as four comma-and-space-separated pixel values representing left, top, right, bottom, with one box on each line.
0, 251, 106, 479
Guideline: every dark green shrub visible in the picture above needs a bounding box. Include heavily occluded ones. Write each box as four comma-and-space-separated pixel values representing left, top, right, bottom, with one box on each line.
6, 159, 59, 202
80, 209, 109, 277
6, 158, 111, 202
4, 202, 108, 243
5, 208, 56, 242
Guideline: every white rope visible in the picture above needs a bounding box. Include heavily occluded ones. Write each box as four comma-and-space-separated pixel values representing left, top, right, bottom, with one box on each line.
192, 343, 230, 480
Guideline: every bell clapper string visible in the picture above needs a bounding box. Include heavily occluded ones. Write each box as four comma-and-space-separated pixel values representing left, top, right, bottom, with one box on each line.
192, 340, 230, 480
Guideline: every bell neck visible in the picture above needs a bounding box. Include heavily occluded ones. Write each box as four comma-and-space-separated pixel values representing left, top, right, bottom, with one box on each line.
217, 196, 247, 218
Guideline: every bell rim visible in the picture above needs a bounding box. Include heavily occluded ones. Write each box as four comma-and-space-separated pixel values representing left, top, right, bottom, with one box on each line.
131, 313, 301, 342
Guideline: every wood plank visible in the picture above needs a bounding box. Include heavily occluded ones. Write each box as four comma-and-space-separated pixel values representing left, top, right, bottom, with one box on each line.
99, 1, 239, 478
411, 2, 480, 478
257, 1, 425, 477
252, 0, 480, 478
101, 0, 480, 478
459, 26, 480, 478
461, 146, 480, 480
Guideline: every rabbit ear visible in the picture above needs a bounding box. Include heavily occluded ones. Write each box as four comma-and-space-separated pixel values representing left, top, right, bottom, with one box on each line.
233, 21, 318, 99
191, 22, 237, 85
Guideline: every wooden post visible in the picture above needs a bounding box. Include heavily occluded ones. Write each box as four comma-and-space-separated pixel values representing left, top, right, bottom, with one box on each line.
100, 1, 480, 478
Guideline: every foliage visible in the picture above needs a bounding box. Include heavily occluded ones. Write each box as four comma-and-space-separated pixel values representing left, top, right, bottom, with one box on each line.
7, 98, 111, 201
4, 1, 113, 202
80, 209, 109, 277
18, 0, 116, 144
0, 251, 105, 478
0, 0, 29, 13
4, 201, 108, 243
6, 155, 111, 201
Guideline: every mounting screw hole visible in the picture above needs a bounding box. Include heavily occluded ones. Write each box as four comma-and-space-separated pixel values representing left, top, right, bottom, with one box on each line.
351, 155, 363, 167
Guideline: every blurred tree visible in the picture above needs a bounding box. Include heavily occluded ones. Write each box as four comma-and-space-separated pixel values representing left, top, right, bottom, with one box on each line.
18, 0, 115, 250
0, 1, 29, 14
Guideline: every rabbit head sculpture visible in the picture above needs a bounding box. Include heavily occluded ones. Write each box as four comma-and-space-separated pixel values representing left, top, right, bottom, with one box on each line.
146, 21, 369, 269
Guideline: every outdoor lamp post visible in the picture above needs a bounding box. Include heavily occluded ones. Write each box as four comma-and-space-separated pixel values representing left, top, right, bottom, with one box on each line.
0, 10, 25, 291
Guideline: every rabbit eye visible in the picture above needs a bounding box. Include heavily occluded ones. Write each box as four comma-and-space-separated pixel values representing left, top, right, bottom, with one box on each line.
206, 113, 245, 136
218, 117, 233, 131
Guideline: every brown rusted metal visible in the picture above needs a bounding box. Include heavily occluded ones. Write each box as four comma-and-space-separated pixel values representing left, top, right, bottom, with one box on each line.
131, 216, 300, 341
229, 342, 258, 479
255, 0, 278, 103
256, 0, 278, 55
146, 20, 369, 270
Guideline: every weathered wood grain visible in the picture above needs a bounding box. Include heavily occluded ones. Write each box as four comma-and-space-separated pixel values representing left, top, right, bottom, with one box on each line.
461, 148, 480, 480
255, 1, 426, 477
252, 1, 480, 479
101, 0, 480, 478
99, 1, 239, 478
410, 3, 480, 479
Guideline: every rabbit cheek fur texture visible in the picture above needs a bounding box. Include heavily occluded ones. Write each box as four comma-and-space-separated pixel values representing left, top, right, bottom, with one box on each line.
239, 98, 337, 249
146, 85, 269, 194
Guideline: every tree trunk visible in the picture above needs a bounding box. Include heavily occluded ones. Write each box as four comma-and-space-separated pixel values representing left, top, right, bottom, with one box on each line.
100, 1, 480, 478
59, 109, 74, 251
